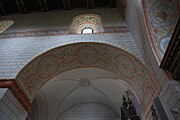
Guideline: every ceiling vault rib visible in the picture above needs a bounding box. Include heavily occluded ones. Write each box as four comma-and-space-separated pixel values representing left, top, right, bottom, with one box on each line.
15, 0, 27, 14
87, 0, 94, 9
110, 0, 116, 8
0, 2, 7, 15
63, 0, 71, 10
91, 86, 118, 112
39, 0, 48, 12
52, 86, 79, 119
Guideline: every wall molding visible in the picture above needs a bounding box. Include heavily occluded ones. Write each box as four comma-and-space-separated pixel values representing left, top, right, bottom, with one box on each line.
0, 26, 128, 39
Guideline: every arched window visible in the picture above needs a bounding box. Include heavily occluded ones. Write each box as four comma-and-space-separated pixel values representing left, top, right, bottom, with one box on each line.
69, 14, 103, 34
81, 27, 93, 34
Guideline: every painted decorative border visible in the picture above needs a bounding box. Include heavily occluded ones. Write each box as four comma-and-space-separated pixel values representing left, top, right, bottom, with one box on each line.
0, 20, 14, 34
0, 26, 128, 39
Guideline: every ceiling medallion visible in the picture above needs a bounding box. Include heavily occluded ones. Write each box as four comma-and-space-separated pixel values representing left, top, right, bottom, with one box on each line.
79, 78, 91, 88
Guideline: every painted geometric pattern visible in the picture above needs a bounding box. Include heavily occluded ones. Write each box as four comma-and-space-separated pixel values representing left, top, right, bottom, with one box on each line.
144, 0, 179, 60
16, 43, 160, 118
0, 20, 14, 34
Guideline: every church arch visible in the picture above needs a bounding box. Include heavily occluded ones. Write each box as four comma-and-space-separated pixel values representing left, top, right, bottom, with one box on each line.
15, 42, 160, 119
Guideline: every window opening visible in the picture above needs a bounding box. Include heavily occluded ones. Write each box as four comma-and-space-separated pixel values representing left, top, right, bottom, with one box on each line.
81, 27, 93, 34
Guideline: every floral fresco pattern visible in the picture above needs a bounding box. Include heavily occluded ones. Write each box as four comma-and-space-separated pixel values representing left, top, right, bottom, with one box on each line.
145, 0, 179, 59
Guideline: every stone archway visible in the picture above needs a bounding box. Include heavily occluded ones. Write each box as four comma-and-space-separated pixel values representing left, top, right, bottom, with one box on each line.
15, 42, 160, 119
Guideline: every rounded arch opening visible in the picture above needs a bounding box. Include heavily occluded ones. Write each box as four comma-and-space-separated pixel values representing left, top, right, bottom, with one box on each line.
15, 42, 160, 119
69, 14, 103, 34
28, 67, 143, 120
81, 27, 93, 34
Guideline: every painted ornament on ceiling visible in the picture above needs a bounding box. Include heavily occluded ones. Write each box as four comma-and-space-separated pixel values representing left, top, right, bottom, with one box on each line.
158, 36, 171, 54
147, 0, 178, 58
79, 78, 91, 88
150, 4, 176, 26
0, 20, 14, 33
38, 55, 60, 79
114, 54, 136, 79
76, 46, 99, 65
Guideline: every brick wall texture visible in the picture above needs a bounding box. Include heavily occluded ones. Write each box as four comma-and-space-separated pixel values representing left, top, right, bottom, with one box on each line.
54, 103, 120, 120
0, 32, 143, 79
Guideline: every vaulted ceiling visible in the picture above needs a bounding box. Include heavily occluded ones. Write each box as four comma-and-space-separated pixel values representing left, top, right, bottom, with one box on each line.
0, 0, 116, 15
33, 68, 129, 119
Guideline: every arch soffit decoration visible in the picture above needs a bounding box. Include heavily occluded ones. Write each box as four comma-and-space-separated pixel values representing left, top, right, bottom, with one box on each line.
15, 42, 160, 118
